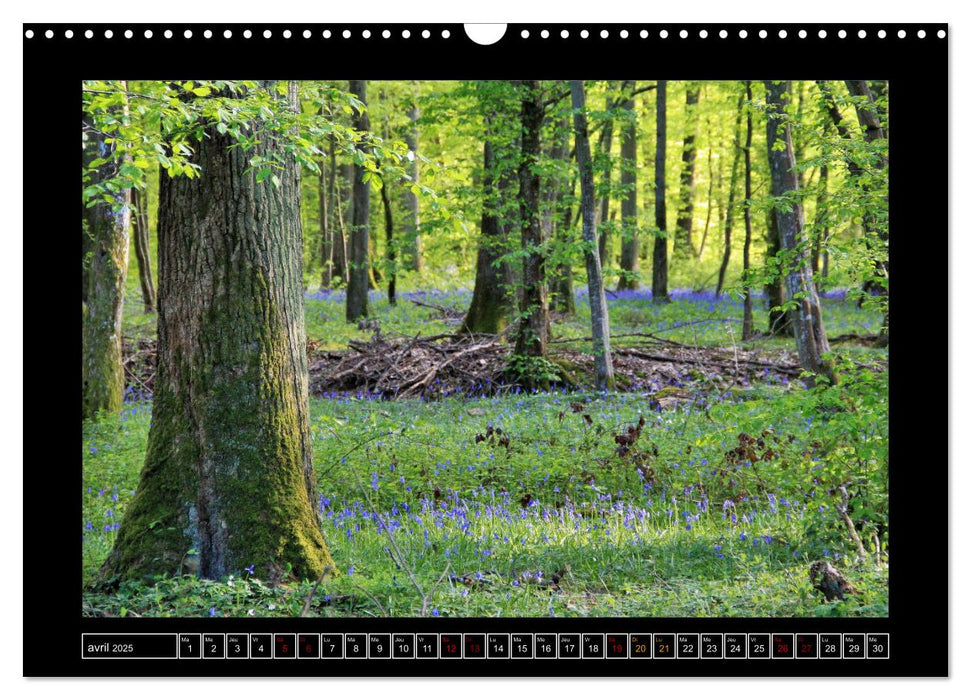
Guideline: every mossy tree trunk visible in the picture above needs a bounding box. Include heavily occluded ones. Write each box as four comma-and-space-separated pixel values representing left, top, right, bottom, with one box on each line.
764, 81, 835, 385
617, 85, 639, 291
514, 80, 549, 358
82, 101, 131, 420
652, 80, 670, 304
570, 80, 615, 390
99, 82, 335, 585
346, 79, 371, 321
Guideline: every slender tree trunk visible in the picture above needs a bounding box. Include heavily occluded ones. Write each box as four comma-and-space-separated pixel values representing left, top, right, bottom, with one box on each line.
403, 85, 422, 272
764, 208, 791, 335
331, 159, 351, 283
100, 82, 334, 585
346, 80, 371, 321
652, 80, 670, 304
741, 81, 756, 341
514, 80, 548, 358
675, 85, 701, 255
570, 81, 615, 389
697, 116, 716, 261
550, 114, 576, 314
380, 174, 396, 306
845, 79, 889, 344
596, 90, 616, 267
812, 163, 829, 277
716, 92, 745, 298
764, 80, 835, 384
617, 85, 639, 290
318, 155, 332, 289
462, 137, 513, 334
82, 94, 131, 420
131, 186, 156, 313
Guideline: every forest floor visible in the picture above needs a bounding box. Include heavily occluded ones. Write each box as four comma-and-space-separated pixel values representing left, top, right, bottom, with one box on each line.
83, 287, 890, 618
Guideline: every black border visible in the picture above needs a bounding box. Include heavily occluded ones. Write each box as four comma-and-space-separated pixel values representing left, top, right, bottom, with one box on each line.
24, 22, 948, 677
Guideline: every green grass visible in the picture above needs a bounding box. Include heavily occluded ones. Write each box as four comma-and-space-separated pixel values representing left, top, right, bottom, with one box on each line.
83, 356, 889, 618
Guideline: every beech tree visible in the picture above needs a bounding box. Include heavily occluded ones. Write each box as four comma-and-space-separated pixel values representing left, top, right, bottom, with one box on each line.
764, 81, 835, 384
100, 82, 336, 584
571, 81, 615, 389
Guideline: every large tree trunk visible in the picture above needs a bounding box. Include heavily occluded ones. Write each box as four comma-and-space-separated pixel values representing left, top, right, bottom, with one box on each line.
402, 85, 422, 273
82, 97, 131, 420
461, 137, 514, 334
741, 81, 756, 341
346, 80, 371, 321
617, 85, 639, 290
675, 85, 701, 255
652, 80, 670, 304
514, 80, 549, 357
100, 82, 334, 585
571, 81, 615, 389
716, 92, 745, 297
131, 186, 156, 313
764, 81, 835, 384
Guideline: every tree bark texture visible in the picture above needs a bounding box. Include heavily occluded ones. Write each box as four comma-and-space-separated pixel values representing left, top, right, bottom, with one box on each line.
82, 100, 131, 420
571, 81, 615, 389
652, 80, 670, 303
764, 81, 835, 383
514, 80, 549, 357
346, 80, 371, 321
100, 83, 334, 585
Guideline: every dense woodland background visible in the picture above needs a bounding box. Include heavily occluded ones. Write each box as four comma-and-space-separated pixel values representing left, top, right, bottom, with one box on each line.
80, 79, 889, 618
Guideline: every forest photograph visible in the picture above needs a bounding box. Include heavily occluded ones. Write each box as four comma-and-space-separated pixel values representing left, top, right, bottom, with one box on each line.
81, 78, 889, 619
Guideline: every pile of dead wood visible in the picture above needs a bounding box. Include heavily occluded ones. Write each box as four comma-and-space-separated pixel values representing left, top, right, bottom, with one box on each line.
310, 333, 512, 399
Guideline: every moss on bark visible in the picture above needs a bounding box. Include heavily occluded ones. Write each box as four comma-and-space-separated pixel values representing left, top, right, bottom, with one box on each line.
99, 84, 334, 587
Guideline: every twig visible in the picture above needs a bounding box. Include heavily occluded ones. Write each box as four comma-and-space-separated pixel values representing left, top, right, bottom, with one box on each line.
836, 485, 868, 562
299, 565, 335, 617
420, 564, 453, 617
